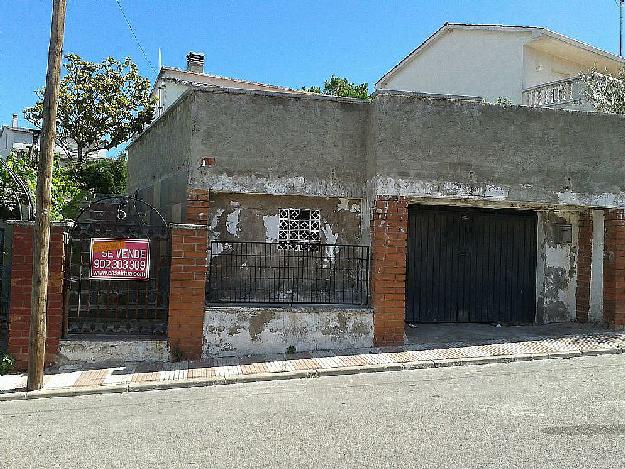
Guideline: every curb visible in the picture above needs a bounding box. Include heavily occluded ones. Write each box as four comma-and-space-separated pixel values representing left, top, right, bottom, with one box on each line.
1, 347, 623, 402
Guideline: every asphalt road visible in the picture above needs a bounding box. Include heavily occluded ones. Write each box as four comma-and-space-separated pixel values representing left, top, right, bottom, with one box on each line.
1, 355, 625, 468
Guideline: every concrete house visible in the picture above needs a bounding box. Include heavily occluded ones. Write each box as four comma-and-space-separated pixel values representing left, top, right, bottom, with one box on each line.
152, 52, 310, 119
127, 75, 625, 355
376, 23, 625, 110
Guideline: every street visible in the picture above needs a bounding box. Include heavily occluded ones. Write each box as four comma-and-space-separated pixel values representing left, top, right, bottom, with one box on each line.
1, 354, 625, 468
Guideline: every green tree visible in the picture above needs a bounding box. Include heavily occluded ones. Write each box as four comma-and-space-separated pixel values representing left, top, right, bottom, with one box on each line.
24, 53, 155, 163
580, 68, 625, 114
0, 152, 128, 221
303, 75, 370, 99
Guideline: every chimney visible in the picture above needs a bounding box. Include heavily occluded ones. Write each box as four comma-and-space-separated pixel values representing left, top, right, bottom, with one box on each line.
186, 52, 205, 74
11, 113, 18, 128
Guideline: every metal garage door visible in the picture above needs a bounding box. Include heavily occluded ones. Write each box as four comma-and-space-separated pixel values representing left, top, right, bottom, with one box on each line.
406, 205, 537, 324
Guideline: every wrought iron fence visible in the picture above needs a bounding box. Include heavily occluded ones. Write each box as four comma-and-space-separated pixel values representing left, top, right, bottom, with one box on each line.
207, 241, 369, 305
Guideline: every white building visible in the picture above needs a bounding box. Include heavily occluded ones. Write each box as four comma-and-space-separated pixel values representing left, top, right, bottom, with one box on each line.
0, 114, 107, 161
376, 23, 625, 110
0, 114, 36, 159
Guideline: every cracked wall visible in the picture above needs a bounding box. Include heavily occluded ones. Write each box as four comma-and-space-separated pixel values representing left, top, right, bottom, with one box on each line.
203, 306, 373, 357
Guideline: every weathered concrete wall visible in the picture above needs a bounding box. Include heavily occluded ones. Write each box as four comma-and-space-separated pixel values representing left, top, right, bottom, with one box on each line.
127, 92, 195, 221
203, 306, 373, 357
589, 210, 605, 322
370, 92, 625, 208
58, 340, 170, 365
187, 88, 369, 198
208, 192, 362, 245
536, 210, 580, 323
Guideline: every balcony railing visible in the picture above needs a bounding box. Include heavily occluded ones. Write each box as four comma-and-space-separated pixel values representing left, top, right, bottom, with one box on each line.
522, 77, 591, 110
207, 241, 370, 305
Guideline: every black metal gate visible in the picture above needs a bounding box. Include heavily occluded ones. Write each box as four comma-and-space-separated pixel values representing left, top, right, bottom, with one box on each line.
406, 205, 536, 324
64, 196, 171, 337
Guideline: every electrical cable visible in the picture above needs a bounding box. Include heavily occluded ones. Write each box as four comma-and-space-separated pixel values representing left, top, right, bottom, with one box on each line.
113, 0, 157, 74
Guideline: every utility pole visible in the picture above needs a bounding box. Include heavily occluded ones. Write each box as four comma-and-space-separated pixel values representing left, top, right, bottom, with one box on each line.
27, 0, 67, 391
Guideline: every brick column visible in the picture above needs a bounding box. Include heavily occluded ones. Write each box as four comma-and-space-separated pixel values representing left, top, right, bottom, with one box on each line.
576, 210, 593, 322
371, 196, 408, 346
168, 225, 208, 360
185, 188, 209, 225
7, 223, 66, 370
603, 209, 625, 328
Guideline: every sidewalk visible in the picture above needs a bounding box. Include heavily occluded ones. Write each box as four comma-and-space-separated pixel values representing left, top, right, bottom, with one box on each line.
2, 326, 625, 401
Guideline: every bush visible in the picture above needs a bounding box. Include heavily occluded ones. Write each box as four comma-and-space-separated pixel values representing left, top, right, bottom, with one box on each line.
0, 351, 15, 375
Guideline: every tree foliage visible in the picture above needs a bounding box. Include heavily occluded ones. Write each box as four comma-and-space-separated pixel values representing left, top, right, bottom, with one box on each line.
302, 75, 370, 99
580, 68, 625, 114
24, 54, 155, 163
0, 152, 128, 221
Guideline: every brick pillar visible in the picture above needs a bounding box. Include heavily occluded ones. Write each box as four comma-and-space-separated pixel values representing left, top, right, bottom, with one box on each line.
603, 209, 625, 328
168, 225, 208, 360
185, 188, 209, 225
576, 210, 593, 322
371, 196, 408, 346
7, 223, 66, 370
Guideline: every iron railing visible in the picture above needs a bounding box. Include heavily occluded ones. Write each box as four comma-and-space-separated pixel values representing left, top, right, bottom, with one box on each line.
207, 241, 369, 305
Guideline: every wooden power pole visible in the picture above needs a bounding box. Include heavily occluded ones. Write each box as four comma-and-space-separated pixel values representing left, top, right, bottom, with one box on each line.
27, 0, 67, 391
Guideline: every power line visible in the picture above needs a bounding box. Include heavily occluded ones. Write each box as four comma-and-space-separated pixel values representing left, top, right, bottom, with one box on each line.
113, 0, 157, 74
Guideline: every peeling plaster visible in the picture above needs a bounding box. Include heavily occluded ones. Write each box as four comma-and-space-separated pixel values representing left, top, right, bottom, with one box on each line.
58, 340, 170, 365
374, 176, 625, 209
226, 208, 241, 236
375, 177, 510, 201
338, 198, 361, 213
191, 173, 362, 198
263, 214, 280, 242
203, 306, 373, 357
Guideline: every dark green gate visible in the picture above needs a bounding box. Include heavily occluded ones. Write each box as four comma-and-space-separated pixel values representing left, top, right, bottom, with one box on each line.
406, 205, 537, 324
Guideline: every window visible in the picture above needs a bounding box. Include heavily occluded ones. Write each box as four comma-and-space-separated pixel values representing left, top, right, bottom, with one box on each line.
278, 208, 320, 250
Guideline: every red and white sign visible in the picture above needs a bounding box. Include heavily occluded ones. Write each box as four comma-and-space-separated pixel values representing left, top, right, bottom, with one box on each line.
90, 238, 150, 280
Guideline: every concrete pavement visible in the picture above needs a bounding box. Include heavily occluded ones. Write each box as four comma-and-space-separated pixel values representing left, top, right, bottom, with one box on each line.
1, 325, 624, 400
1, 354, 625, 468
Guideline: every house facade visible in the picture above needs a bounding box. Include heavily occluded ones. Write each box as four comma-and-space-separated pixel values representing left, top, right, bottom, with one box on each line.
376, 23, 625, 111
126, 84, 625, 355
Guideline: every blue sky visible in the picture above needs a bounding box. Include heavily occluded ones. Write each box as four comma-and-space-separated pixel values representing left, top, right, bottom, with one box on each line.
0, 0, 622, 128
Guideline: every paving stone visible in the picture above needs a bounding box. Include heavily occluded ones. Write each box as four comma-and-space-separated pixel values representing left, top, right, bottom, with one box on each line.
266, 361, 295, 373
313, 356, 348, 369
214, 365, 242, 377
0, 374, 26, 391
131, 372, 161, 383
103, 366, 136, 385
159, 369, 188, 381
338, 355, 368, 367
74, 369, 110, 387
187, 367, 216, 379
43, 371, 81, 389
361, 353, 393, 365
241, 363, 269, 375
290, 358, 319, 371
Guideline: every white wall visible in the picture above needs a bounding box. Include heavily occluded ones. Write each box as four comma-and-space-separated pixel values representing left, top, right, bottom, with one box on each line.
379, 29, 532, 103
522, 46, 586, 89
